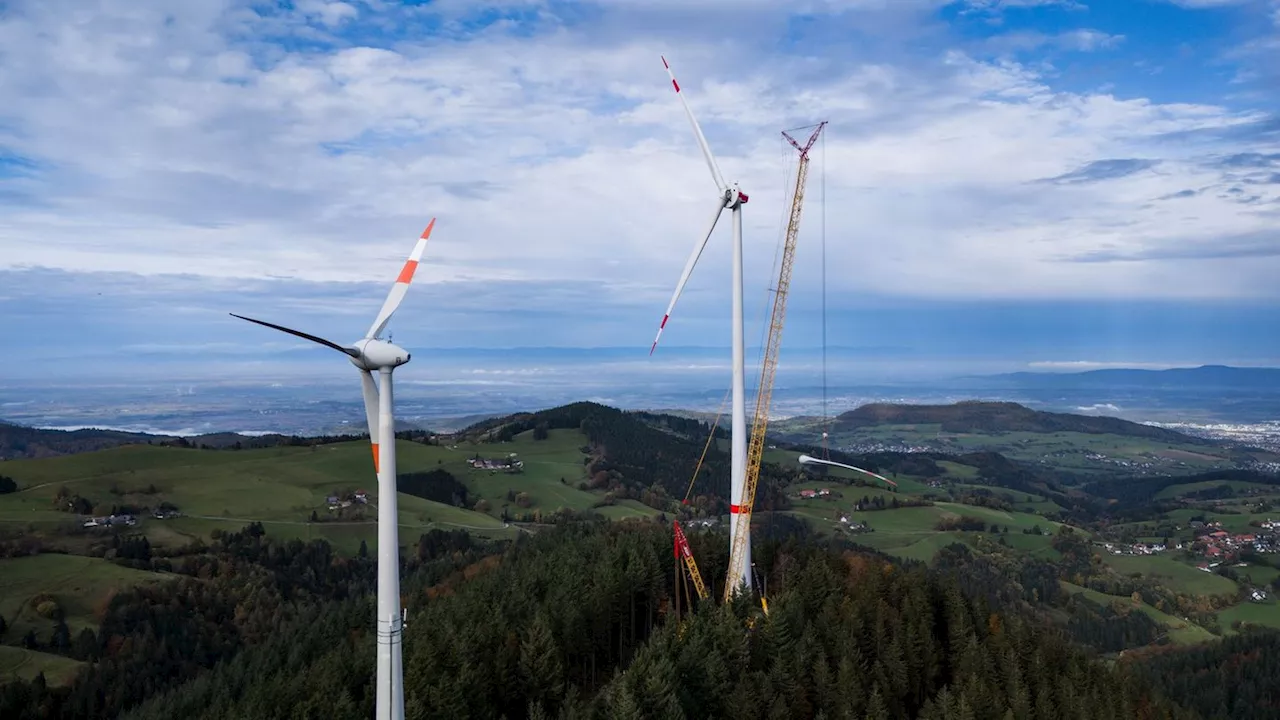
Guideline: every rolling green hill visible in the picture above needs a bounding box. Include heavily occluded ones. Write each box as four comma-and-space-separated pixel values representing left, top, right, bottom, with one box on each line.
833, 400, 1207, 442
0, 420, 372, 461
0, 645, 84, 687
769, 401, 1262, 477
8, 398, 1280, 708
0, 554, 174, 648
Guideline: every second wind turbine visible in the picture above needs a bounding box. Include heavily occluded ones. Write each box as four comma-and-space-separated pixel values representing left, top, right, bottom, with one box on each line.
650, 55, 753, 596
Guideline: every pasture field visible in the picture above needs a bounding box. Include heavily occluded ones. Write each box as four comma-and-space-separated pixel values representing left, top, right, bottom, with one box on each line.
807, 424, 1237, 476
787, 480, 898, 505
949, 482, 1065, 513
1154, 480, 1280, 500
937, 460, 979, 479
852, 531, 980, 564
0, 429, 617, 553
1059, 582, 1215, 646
791, 501, 1065, 563
1218, 599, 1280, 632
454, 429, 596, 514
1103, 554, 1240, 597
0, 645, 84, 687
1236, 563, 1280, 587
0, 554, 173, 644
593, 500, 664, 521
1160, 508, 1276, 534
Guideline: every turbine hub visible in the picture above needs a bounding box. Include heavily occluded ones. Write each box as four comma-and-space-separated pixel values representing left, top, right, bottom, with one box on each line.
349, 338, 411, 370
724, 183, 748, 208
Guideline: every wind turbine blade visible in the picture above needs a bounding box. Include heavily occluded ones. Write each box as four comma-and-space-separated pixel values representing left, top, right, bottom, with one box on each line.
661, 55, 728, 194
368, 218, 436, 340
798, 454, 898, 488
229, 313, 359, 357
651, 198, 725, 355
360, 369, 381, 473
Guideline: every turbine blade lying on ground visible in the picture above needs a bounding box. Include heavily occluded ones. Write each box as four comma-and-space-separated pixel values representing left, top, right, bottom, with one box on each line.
229, 313, 359, 357
368, 218, 436, 340
799, 454, 899, 488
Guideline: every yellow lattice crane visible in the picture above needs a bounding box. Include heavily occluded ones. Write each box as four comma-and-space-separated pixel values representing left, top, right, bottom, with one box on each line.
724, 121, 827, 606
673, 520, 709, 602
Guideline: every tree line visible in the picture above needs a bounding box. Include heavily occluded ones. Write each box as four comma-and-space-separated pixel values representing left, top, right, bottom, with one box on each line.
6, 516, 1227, 719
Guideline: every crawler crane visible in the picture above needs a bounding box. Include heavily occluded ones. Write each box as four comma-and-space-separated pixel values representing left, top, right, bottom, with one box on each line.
723, 122, 828, 606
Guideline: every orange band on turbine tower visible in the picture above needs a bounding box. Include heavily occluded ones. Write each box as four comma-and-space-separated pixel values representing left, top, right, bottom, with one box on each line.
371, 442, 380, 473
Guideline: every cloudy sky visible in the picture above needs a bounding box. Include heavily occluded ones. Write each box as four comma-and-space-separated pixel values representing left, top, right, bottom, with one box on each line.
2, 0, 1280, 388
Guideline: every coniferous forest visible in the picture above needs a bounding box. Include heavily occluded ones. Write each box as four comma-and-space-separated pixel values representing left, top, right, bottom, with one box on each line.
9, 515, 1277, 719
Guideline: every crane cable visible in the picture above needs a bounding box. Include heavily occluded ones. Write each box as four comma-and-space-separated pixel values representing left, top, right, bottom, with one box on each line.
821, 125, 830, 460
750, 136, 798, 407
687, 137, 797, 504
683, 387, 731, 504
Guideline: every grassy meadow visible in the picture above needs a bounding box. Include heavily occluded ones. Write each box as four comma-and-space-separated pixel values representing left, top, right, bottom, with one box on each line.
0, 427, 628, 555
0, 645, 84, 687
0, 554, 173, 649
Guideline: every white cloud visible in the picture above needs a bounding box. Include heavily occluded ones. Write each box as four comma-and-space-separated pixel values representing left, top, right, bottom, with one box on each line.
1028, 361, 1187, 370
982, 28, 1124, 54
959, 0, 1087, 13
1160, 0, 1251, 6
296, 0, 359, 28
0, 0, 1277, 362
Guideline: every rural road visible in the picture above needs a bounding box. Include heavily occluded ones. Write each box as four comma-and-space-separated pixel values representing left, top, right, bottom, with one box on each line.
185, 514, 517, 533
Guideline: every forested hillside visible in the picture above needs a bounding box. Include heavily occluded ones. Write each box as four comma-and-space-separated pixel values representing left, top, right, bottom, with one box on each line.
1130, 631, 1280, 720
83, 521, 1196, 720
5, 401, 1280, 718
835, 401, 1207, 444
0, 420, 368, 460
0, 423, 159, 460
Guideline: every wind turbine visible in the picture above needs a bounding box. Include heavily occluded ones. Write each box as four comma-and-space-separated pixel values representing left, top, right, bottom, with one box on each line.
649, 55, 753, 596
230, 218, 435, 720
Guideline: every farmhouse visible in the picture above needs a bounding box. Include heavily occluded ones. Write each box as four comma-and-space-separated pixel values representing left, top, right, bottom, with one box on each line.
82, 514, 137, 529
468, 455, 524, 472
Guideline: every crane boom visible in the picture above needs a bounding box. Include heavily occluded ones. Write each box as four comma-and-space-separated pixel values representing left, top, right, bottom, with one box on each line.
724, 121, 826, 602
673, 521, 709, 601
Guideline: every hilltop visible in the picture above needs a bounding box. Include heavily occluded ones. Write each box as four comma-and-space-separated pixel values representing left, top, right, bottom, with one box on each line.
835, 400, 1208, 444
0, 422, 160, 460
769, 399, 1277, 477
981, 364, 1280, 389
0, 421, 372, 461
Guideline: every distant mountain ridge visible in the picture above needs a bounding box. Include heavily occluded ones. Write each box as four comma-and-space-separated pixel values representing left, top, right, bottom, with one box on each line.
0, 395, 1211, 461
835, 400, 1211, 444
0, 421, 362, 460
981, 364, 1280, 389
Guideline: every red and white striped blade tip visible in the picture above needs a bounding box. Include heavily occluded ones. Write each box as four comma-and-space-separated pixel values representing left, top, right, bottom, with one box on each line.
649, 316, 671, 355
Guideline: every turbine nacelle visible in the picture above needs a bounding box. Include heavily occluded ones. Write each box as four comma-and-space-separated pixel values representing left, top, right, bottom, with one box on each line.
349, 339, 411, 371
724, 183, 748, 209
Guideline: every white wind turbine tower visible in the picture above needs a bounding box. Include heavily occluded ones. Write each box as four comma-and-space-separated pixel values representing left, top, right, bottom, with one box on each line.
649, 55, 753, 596
230, 218, 436, 720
